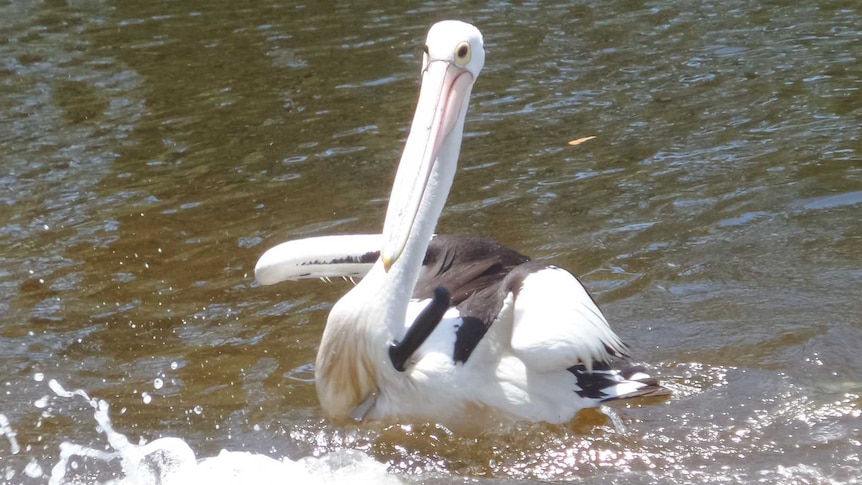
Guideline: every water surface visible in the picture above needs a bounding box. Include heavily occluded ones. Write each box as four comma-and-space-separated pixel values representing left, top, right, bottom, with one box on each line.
1, 0, 860, 483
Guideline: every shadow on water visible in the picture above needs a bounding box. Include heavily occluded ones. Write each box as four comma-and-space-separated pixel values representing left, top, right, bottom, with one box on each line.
1, 0, 860, 483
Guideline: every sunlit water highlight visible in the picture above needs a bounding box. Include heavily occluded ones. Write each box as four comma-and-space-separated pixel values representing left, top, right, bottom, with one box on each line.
2, 367, 859, 484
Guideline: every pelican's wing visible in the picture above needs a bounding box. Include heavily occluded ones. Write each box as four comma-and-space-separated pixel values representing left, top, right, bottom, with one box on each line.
414, 234, 529, 304
255, 233, 475, 286
508, 265, 628, 372
254, 234, 381, 285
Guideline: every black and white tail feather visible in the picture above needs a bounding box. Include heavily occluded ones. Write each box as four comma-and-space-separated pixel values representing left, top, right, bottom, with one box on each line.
569, 361, 667, 402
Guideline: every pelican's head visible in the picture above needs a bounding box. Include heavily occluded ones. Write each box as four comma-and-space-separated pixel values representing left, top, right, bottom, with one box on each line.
381, 21, 485, 271
423, 20, 486, 80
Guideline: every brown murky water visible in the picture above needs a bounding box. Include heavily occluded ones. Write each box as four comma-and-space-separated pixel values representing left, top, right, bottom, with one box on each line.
1, 0, 861, 483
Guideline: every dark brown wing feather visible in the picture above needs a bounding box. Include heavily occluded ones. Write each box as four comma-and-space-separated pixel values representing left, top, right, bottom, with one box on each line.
414, 235, 530, 305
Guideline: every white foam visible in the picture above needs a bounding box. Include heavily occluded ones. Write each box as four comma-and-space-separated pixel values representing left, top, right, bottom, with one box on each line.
4, 379, 406, 485
0, 413, 21, 455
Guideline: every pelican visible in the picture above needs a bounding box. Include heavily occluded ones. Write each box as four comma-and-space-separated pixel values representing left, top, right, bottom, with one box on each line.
256, 21, 668, 425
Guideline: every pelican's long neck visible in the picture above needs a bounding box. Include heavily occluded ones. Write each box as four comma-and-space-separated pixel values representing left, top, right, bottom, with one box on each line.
314, 102, 470, 420
315, 22, 482, 419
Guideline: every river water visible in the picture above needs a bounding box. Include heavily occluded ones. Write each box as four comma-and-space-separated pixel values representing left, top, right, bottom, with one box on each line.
1, 0, 860, 483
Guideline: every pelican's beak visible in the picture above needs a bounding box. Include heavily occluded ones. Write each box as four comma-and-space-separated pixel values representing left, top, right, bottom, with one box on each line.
381, 61, 475, 271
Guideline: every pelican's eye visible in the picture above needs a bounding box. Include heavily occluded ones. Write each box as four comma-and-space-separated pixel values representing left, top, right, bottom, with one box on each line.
454, 41, 471, 66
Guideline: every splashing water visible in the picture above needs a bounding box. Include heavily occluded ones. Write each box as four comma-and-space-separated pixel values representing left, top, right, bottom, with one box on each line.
3, 379, 402, 485
0, 413, 21, 455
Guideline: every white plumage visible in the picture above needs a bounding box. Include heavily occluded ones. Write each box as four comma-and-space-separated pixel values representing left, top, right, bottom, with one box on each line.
255, 234, 380, 285
509, 267, 626, 373
255, 21, 667, 426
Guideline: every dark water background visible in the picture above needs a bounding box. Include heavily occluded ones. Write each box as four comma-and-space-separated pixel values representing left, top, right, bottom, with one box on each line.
1, 0, 860, 483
